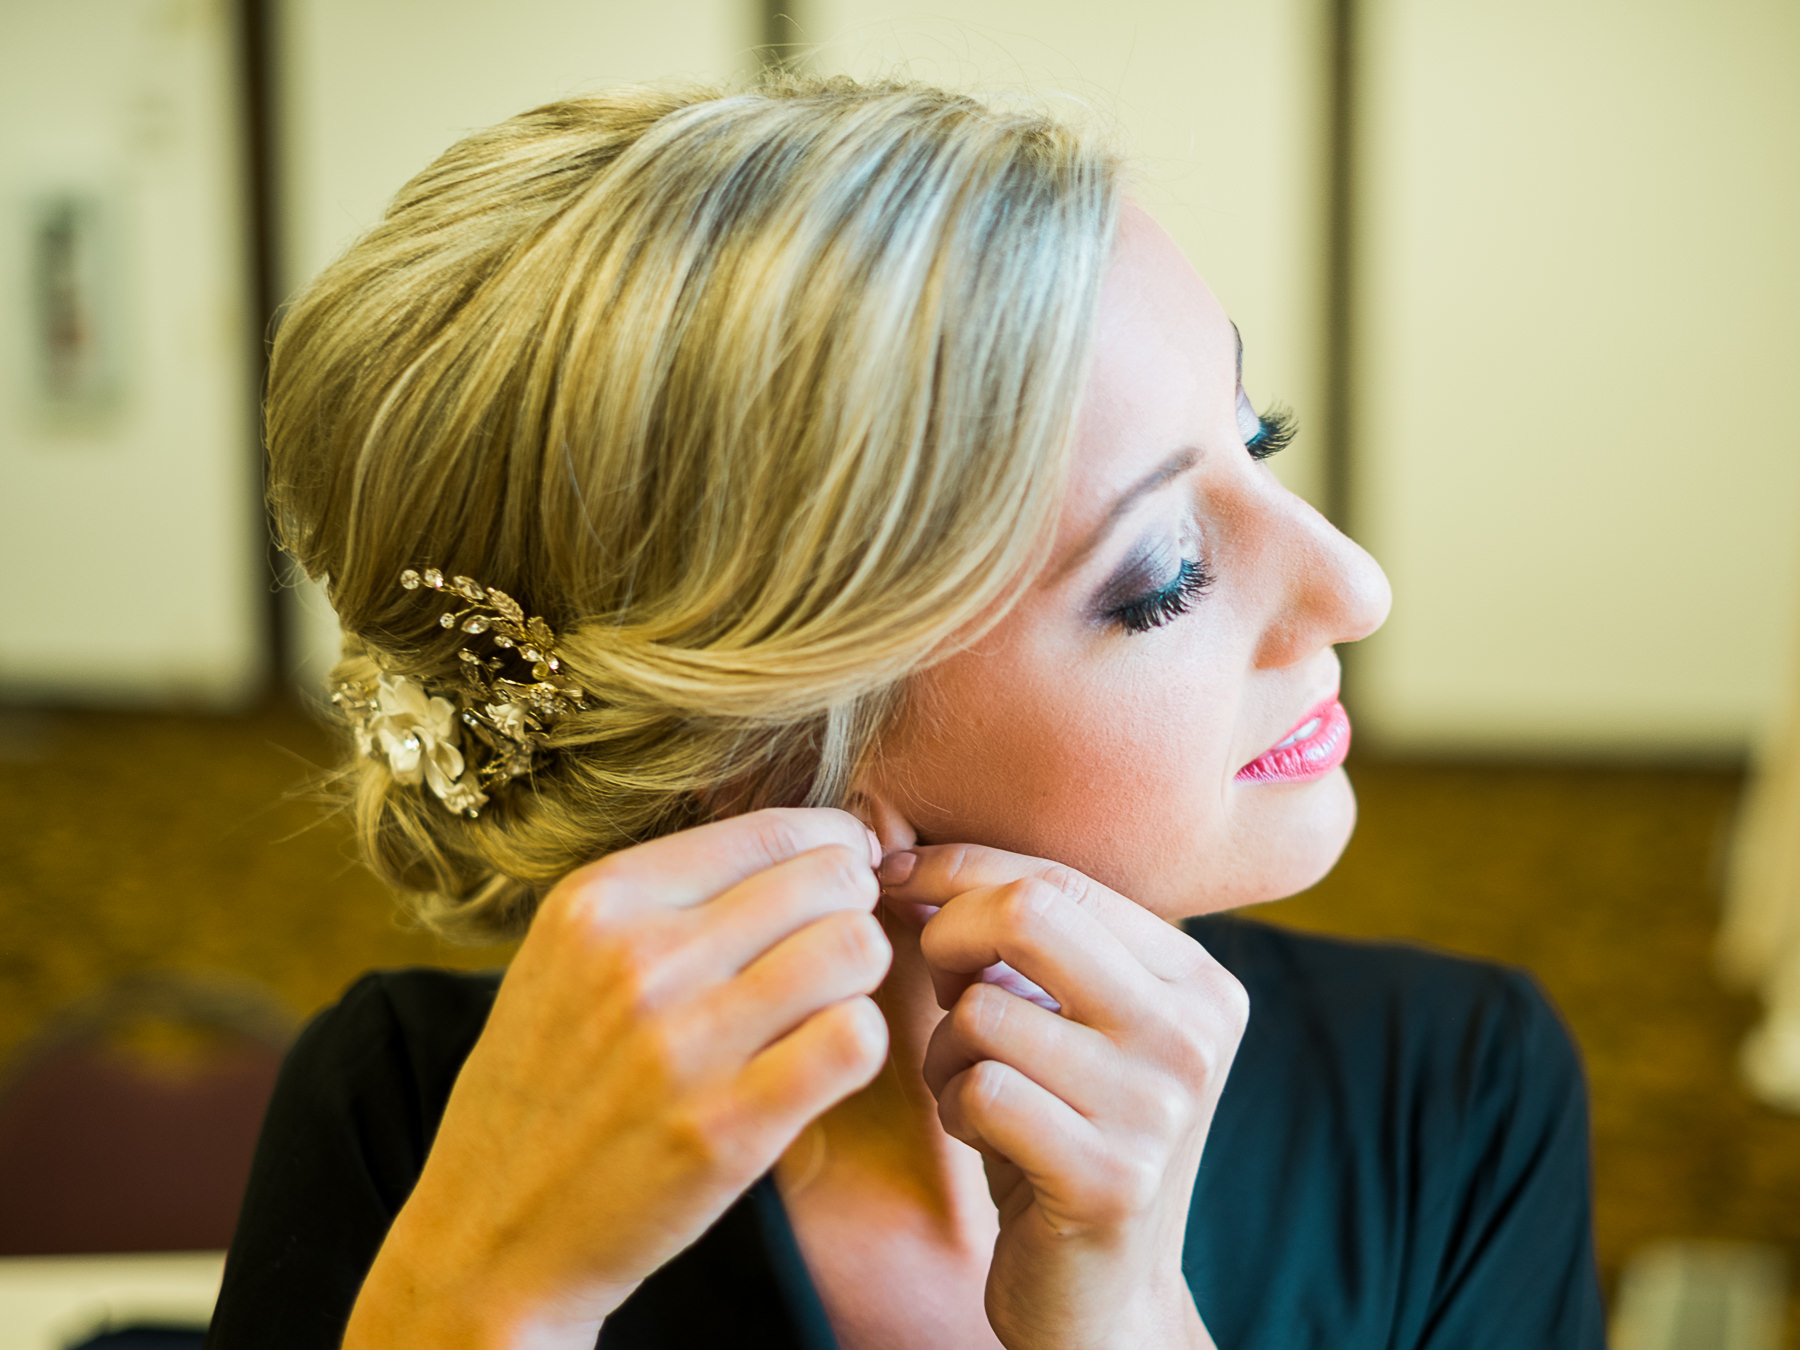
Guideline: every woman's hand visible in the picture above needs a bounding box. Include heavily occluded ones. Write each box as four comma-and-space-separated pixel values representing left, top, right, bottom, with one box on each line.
881, 844, 1246, 1350
346, 808, 893, 1350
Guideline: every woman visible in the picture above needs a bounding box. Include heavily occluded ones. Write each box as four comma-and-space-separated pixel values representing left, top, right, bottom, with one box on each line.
209, 76, 1604, 1348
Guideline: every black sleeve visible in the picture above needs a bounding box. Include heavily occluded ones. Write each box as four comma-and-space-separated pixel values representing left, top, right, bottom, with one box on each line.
1409, 969, 1606, 1350
205, 970, 492, 1350
1183, 918, 1606, 1350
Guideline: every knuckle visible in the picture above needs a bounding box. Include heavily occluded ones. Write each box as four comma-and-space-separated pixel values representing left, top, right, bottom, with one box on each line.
666, 1102, 748, 1176
631, 1015, 687, 1080
1224, 975, 1251, 1034
825, 998, 888, 1076
1090, 1149, 1161, 1220
603, 933, 666, 1013
1170, 974, 1249, 1071
965, 1057, 1011, 1110
604, 957, 654, 1019
580, 850, 629, 891
1116, 1153, 1164, 1214
833, 910, 890, 972
1037, 862, 1089, 902
1137, 1076, 1194, 1139
663, 1110, 715, 1170
996, 880, 1051, 928
815, 843, 878, 903
939, 843, 977, 885
547, 858, 626, 929
745, 808, 807, 867
1212, 969, 1251, 1029
916, 915, 951, 966
954, 982, 1008, 1043
1167, 1018, 1225, 1085
585, 850, 648, 906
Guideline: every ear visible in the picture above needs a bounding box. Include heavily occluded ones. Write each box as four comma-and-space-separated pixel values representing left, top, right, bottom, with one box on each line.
845, 785, 917, 856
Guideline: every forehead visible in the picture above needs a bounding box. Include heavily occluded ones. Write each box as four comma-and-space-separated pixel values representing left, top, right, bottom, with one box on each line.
1053, 204, 1237, 556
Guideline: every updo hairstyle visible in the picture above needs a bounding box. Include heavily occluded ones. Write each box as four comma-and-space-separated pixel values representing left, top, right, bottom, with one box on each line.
267, 75, 1120, 939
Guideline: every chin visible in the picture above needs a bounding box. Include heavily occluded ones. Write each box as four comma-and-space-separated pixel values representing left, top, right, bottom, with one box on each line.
1253, 766, 1359, 902
1161, 767, 1360, 920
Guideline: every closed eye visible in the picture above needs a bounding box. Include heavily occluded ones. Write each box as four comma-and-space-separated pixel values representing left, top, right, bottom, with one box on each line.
1105, 556, 1215, 635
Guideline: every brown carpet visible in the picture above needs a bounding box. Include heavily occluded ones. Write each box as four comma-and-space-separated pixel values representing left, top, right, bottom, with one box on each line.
1, 698, 1795, 1339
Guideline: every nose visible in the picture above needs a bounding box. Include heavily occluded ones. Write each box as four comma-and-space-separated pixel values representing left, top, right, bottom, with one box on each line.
1248, 484, 1392, 671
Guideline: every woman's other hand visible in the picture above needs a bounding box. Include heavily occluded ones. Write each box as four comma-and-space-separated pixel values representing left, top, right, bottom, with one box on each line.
346, 808, 892, 1349
881, 844, 1244, 1350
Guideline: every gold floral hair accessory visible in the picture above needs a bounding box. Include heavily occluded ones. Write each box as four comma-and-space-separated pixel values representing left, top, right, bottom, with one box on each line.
331, 567, 589, 817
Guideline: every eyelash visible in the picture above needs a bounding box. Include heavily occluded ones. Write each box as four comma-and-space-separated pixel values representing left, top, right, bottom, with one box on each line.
1247, 405, 1296, 461
1109, 557, 1216, 634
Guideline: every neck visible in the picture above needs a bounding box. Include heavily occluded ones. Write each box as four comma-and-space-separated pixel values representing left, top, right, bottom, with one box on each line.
775, 901, 996, 1247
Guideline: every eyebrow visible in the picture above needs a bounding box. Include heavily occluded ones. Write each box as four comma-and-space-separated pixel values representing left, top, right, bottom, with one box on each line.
1050, 323, 1243, 583
1051, 445, 1199, 582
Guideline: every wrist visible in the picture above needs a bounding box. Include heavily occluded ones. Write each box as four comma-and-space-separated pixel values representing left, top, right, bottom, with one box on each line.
348, 1194, 633, 1350
993, 1273, 1214, 1350
1107, 1271, 1212, 1350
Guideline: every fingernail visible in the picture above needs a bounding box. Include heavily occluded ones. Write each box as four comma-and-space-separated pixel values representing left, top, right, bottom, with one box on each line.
864, 827, 882, 869
877, 850, 916, 886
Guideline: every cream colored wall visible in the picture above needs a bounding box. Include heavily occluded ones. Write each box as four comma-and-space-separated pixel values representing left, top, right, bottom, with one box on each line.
276, 0, 760, 691
276, 2, 1800, 754
1350, 0, 1800, 754
801, 1, 1331, 510
0, 0, 264, 706
277, 0, 1329, 691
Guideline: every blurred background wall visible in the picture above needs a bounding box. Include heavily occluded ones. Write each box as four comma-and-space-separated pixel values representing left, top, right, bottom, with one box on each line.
1349, 0, 1800, 756
0, 0, 265, 707
273, 0, 759, 689
798, 0, 1800, 762
6, 0, 1795, 755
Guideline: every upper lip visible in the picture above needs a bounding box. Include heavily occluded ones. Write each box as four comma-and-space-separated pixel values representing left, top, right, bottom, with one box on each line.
1241, 688, 1341, 770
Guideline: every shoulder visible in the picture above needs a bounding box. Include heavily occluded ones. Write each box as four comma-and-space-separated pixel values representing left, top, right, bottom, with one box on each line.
1180, 915, 1602, 1349
1186, 913, 1587, 1200
255, 965, 502, 1198
207, 968, 504, 1348
306, 965, 503, 1061
287, 967, 502, 1151
1186, 912, 1580, 1106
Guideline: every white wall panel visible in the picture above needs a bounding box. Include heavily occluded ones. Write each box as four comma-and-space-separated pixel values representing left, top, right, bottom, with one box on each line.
800, 1, 1332, 510
0, 0, 265, 707
1351, 0, 1800, 754
276, 0, 760, 691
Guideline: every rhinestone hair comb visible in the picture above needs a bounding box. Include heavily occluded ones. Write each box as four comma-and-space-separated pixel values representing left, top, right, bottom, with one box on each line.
330, 567, 588, 816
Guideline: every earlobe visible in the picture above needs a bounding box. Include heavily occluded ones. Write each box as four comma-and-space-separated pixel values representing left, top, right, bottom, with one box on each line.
847, 786, 919, 857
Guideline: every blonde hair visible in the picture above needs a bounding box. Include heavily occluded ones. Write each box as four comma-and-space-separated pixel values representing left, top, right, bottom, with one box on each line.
269, 74, 1120, 939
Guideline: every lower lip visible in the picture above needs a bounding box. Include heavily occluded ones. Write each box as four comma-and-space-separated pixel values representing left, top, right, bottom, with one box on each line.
1235, 698, 1352, 783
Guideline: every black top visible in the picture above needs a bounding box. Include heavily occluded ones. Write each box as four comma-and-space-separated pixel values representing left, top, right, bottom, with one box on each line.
206, 916, 1606, 1349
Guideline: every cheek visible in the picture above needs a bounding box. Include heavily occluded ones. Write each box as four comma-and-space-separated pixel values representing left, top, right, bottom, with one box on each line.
882, 635, 1244, 904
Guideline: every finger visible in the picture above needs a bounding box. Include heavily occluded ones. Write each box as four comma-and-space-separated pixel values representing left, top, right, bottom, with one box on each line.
733, 996, 889, 1144
919, 879, 1157, 1028
922, 982, 1118, 1114
574, 807, 878, 912
671, 843, 880, 986
884, 843, 1203, 983
973, 960, 1061, 1014
936, 1059, 1100, 1201
695, 908, 893, 1061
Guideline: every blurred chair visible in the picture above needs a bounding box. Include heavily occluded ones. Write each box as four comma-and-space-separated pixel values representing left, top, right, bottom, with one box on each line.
1611, 1240, 1787, 1350
0, 972, 294, 1256
65, 1325, 210, 1350
1721, 667, 1800, 1110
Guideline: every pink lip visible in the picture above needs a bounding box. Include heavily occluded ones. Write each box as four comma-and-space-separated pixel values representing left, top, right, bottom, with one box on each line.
1235, 697, 1352, 783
